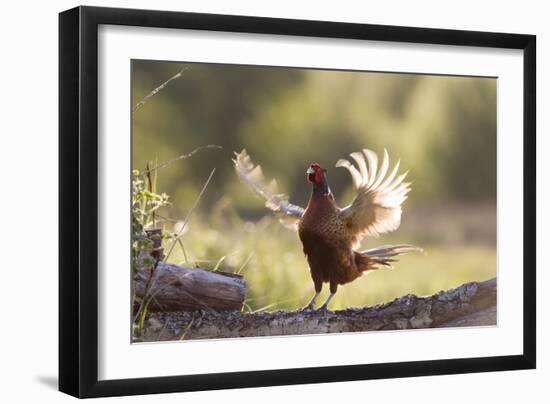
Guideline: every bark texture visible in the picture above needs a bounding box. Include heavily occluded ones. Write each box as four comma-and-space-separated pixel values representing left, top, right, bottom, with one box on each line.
141, 277, 496, 341
133, 262, 246, 312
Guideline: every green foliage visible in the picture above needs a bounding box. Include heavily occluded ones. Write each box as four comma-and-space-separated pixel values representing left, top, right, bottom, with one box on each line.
132, 167, 173, 341
131, 155, 218, 340
132, 62, 496, 219
131, 169, 170, 273
237, 73, 496, 205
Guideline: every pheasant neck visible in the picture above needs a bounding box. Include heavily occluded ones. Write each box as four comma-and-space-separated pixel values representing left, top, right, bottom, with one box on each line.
311, 177, 331, 197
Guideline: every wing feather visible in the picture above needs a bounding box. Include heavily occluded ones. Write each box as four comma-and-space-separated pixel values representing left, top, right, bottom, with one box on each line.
371, 149, 389, 189
378, 160, 401, 190
350, 152, 369, 182
336, 158, 362, 188
337, 148, 411, 240
233, 149, 305, 229
363, 149, 378, 188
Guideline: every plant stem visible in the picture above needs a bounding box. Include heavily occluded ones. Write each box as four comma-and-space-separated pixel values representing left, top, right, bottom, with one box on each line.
140, 145, 222, 177
133, 66, 188, 116
145, 162, 155, 228
164, 168, 216, 262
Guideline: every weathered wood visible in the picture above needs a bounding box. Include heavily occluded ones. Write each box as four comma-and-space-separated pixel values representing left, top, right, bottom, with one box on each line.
141, 278, 496, 341
133, 262, 246, 312
437, 305, 496, 328
144, 228, 164, 262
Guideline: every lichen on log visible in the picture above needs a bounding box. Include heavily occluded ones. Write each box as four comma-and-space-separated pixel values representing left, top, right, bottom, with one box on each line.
140, 277, 496, 341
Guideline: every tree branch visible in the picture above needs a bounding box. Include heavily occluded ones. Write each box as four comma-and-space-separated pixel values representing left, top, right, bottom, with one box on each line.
141, 277, 496, 341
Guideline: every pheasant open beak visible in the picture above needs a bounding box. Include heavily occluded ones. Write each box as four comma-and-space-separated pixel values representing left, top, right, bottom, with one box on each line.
306, 167, 315, 175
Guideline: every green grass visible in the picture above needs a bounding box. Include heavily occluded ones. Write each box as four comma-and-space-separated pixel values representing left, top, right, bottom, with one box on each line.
167, 215, 496, 311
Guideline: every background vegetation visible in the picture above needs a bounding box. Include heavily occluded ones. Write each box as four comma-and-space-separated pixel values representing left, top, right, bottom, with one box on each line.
132, 60, 497, 311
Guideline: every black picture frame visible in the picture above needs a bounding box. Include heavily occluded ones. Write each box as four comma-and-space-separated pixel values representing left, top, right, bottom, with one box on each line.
59, 5, 536, 398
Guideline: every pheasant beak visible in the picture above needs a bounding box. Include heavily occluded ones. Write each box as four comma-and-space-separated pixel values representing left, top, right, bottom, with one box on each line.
306, 167, 315, 175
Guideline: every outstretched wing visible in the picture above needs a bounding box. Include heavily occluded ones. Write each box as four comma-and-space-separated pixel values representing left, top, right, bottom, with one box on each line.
233, 149, 305, 229
336, 148, 410, 240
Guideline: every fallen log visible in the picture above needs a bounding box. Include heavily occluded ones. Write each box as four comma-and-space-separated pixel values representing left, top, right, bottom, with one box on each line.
141, 277, 496, 341
133, 261, 246, 312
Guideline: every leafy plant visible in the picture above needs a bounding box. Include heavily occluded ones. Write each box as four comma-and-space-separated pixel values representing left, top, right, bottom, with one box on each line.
131, 151, 220, 341
131, 167, 170, 274
131, 165, 172, 340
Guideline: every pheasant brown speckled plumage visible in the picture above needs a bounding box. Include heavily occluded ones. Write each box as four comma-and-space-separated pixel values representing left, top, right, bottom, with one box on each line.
233, 148, 421, 310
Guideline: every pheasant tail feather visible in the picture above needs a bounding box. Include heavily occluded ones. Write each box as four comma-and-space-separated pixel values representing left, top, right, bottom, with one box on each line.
355, 244, 423, 271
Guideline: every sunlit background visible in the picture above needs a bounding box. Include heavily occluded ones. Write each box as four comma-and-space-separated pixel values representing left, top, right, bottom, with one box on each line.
132, 60, 496, 311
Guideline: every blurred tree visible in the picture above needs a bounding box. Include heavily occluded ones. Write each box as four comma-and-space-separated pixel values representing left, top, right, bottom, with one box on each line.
132, 61, 496, 218
132, 61, 302, 212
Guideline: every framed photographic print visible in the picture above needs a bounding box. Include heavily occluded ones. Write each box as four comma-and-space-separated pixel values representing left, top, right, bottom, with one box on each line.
59, 5, 536, 398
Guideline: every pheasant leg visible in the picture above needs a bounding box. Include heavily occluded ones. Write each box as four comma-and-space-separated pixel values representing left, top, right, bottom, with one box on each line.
300, 292, 320, 311
318, 282, 337, 311
318, 293, 335, 311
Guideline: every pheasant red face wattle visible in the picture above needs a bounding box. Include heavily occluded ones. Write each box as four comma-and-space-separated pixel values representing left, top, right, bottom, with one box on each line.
306, 164, 324, 183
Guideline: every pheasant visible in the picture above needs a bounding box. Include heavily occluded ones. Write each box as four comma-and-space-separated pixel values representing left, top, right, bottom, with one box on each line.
233, 148, 420, 310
